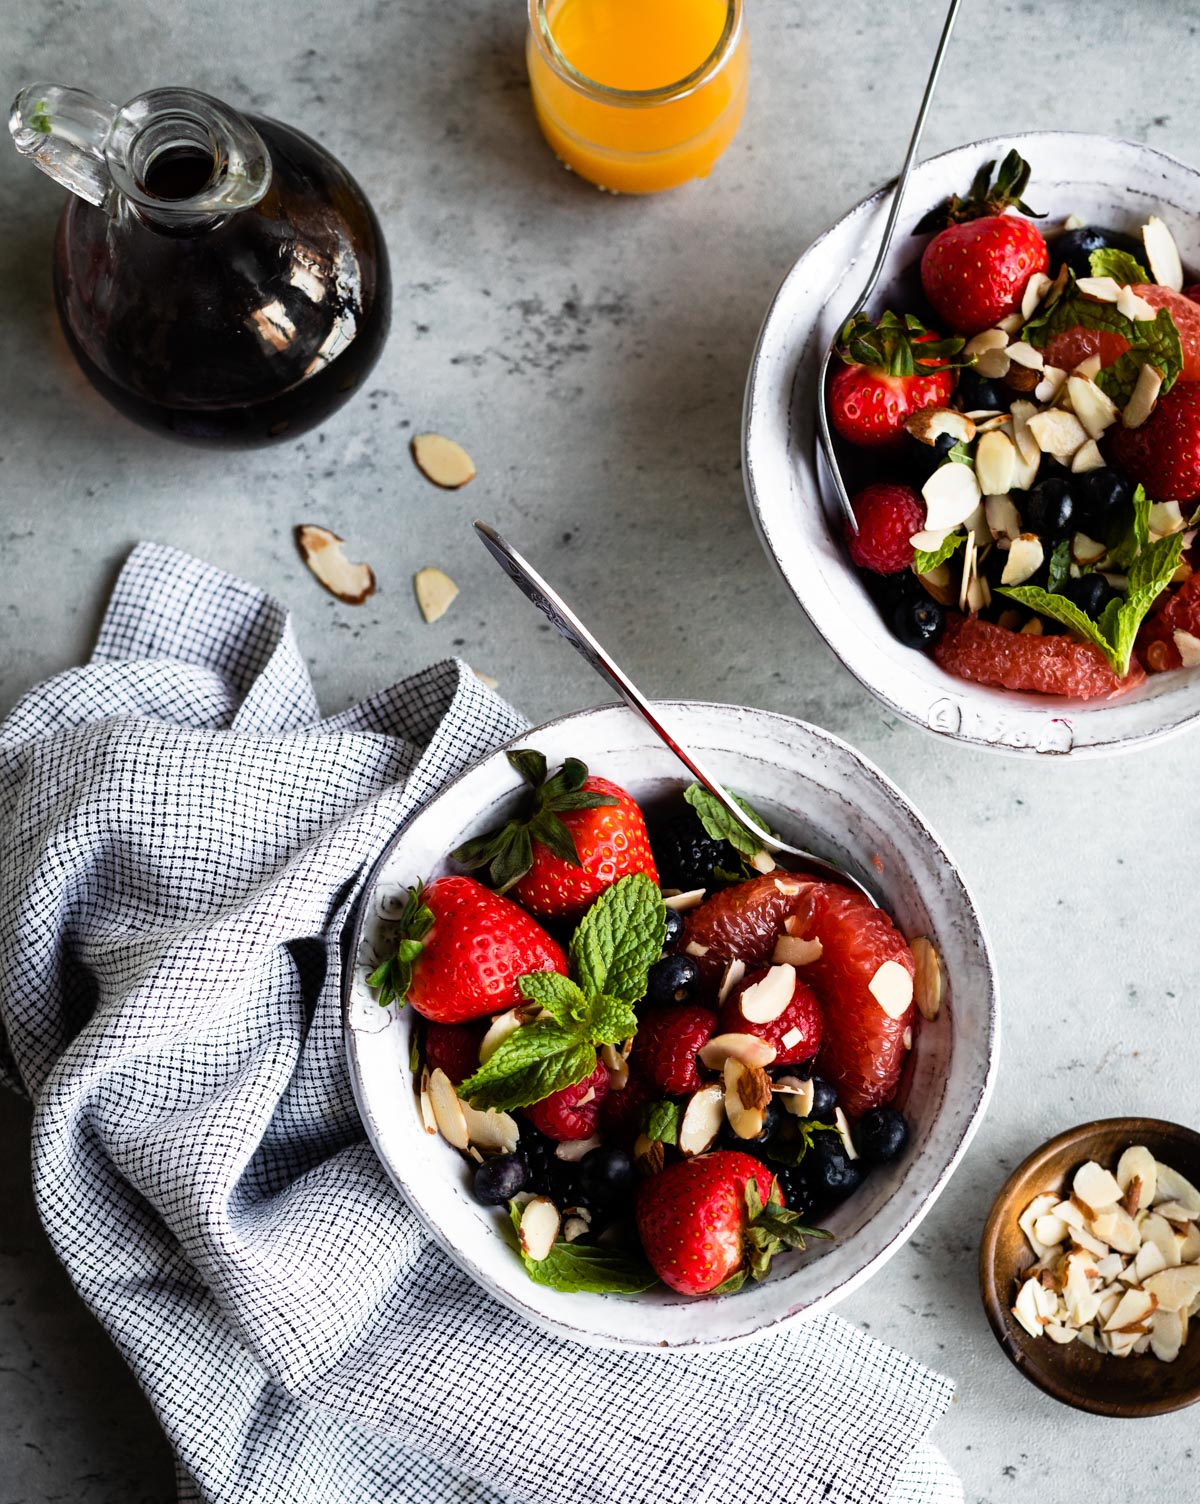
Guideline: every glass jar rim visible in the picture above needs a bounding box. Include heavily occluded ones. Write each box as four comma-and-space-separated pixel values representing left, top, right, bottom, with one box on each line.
528, 0, 743, 107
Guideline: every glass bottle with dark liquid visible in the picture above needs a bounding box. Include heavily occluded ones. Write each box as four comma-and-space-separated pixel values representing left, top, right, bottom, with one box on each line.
9, 83, 390, 445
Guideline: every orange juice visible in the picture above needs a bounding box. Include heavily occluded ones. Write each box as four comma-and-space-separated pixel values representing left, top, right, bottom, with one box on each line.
526, 0, 749, 194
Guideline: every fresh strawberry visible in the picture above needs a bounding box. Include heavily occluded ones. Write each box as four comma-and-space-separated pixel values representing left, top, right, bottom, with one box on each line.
847, 483, 925, 575
829, 311, 961, 449
423, 1019, 486, 1084
628, 1004, 716, 1095
636, 1151, 822, 1295
918, 150, 1049, 336
367, 875, 566, 1024
453, 749, 657, 920
718, 966, 822, 1066
786, 884, 915, 1118
1107, 380, 1200, 503
679, 872, 816, 985
599, 1068, 655, 1148
524, 1059, 609, 1141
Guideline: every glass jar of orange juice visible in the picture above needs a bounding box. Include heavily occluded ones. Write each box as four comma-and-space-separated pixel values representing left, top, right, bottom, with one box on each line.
526, 0, 748, 194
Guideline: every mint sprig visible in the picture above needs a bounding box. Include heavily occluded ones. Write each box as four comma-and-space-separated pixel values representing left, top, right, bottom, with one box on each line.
1089, 247, 1150, 285
1106, 485, 1151, 570
507, 1203, 658, 1293
683, 783, 773, 860
913, 530, 966, 576
459, 874, 661, 1112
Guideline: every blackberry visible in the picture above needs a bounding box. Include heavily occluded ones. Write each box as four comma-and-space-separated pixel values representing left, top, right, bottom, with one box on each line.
652, 811, 730, 892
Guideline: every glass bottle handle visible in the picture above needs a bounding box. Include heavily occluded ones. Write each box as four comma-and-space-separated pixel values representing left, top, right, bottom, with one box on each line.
9, 83, 118, 210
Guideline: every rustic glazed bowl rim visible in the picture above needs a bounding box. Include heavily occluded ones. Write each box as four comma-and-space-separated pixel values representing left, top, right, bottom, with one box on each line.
342, 700, 998, 1349
979, 1115, 1200, 1416
743, 130, 1200, 759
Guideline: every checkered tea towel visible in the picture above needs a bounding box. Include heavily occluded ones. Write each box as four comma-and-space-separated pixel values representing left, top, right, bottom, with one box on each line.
0, 543, 960, 1504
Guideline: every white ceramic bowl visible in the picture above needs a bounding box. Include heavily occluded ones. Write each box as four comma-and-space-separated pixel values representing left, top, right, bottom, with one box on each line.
344, 702, 997, 1349
744, 131, 1200, 757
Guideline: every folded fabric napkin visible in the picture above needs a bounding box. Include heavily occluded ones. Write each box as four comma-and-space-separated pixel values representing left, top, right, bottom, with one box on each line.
0, 543, 960, 1504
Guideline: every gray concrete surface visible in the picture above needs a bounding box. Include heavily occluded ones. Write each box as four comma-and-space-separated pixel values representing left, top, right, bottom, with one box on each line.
2, 1, 1199, 1499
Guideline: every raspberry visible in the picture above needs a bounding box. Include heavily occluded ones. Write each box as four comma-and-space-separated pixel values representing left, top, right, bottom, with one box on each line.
679, 873, 815, 985
628, 1005, 716, 1095
1137, 570, 1200, 672
719, 968, 822, 1065
933, 614, 1143, 699
524, 1060, 610, 1141
598, 1068, 655, 1148
847, 484, 925, 575
423, 1020, 485, 1084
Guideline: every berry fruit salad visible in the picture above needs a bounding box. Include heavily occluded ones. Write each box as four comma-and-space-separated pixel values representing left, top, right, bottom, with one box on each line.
368, 752, 937, 1298
829, 149, 1200, 698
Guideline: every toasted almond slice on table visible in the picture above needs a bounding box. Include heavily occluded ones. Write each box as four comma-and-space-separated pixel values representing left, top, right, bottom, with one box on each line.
1154, 1162, 1200, 1216
869, 959, 914, 1019
519, 1197, 560, 1260
473, 669, 500, 690
698, 1033, 776, 1071
908, 936, 942, 1022
1142, 1265, 1200, 1312
737, 963, 796, 1023
678, 1083, 726, 1156
414, 566, 458, 623
716, 958, 747, 1007
411, 431, 476, 489
428, 1067, 470, 1150
1143, 215, 1184, 291
295, 524, 377, 605
1074, 1161, 1123, 1211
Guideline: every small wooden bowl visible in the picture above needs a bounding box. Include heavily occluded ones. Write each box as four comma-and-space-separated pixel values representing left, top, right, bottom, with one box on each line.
980, 1117, 1200, 1417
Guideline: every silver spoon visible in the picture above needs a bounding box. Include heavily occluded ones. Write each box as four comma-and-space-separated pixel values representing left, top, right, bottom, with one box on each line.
818, 0, 963, 533
473, 520, 876, 902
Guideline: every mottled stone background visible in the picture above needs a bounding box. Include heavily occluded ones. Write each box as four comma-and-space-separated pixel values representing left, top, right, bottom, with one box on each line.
2, 1, 1198, 1499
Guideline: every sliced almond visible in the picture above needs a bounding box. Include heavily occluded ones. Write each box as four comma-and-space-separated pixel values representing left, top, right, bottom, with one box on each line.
1019, 1192, 1061, 1256
678, 1083, 726, 1156
1033, 364, 1068, 404
1033, 1214, 1069, 1247
922, 460, 982, 532
518, 1196, 560, 1261
975, 430, 1018, 495
411, 431, 476, 489
479, 1006, 533, 1064
1116, 1145, 1158, 1207
868, 959, 914, 1019
916, 561, 954, 606
984, 494, 1022, 542
1071, 532, 1107, 566
1013, 1276, 1047, 1338
664, 888, 706, 912
965, 328, 1011, 356
1150, 1307, 1184, 1363
1027, 407, 1088, 457
563, 1214, 590, 1243
834, 1106, 859, 1161
910, 527, 955, 552
1133, 1240, 1169, 1286
1142, 215, 1184, 292
428, 1067, 470, 1150
749, 850, 777, 875
997, 312, 1025, 335
716, 958, 747, 1007
1067, 375, 1120, 439
1172, 630, 1200, 667
773, 1076, 815, 1117
1074, 1161, 1122, 1211
909, 936, 942, 1022
737, 963, 796, 1024
698, 1032, 776, 1071
1142, 1265, 1200, 1313
1021, 271, 1053, 320
418, 1068, 437, 1135
633, 1133, 665, 1177
1141, 1213, 1184, 1269
1091, 1206, 1141, 1256
1154, 1162, 1200, 1216
723, 1057, 769, 1140
1006, 341, 1045, 371
684, 941, 709, 958
555, 1133, 602, 1163
1075, 276, 1123, 303
772, 933, 823, 968
600, 1041, 629, 1091
1000, 533, 1044, 587
414, 566, 459, 623
462, 1101, 520, 1154
1117, 285, 1157, 322
1044, 1322, 1077, 1345
295, 524, 377, 605
975, 347, 1013, 380
774, 877, 807, 897
904, 406, 976, 447
1071, 441, 1106, 475
1122, 362, 1163, 429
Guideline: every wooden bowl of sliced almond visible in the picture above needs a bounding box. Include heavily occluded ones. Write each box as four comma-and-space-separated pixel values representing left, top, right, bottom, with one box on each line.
980, 1118, 1200, 1416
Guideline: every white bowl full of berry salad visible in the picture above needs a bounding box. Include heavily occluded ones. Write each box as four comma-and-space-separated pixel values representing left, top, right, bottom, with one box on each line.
343, 703, 996, 1349
744, 132, 1200, 755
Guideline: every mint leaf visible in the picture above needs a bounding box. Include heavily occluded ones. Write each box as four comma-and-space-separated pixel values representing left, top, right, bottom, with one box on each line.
1089, 247, 1149, 284
569, 872, 665, 1003
644, 1099, 681, 1146
1110, 530, 1185, 672
683, 783, 773, 859
508, 1204, 658, 1293
460, 1023, 597, 1112
518, 971, 588, 1028
1047, 539, 1072, 594
997, 584, 1117, 666
1095, 308, 1183, 406
913, 530, 966, 575
588, 994, 638, 1046
1106, 484, 1151, 570
763, 1119, 837, 1168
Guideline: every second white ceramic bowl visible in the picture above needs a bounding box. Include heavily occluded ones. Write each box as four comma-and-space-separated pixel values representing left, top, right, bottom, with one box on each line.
344, 702, 997, 1349
744, 131, 1200, 757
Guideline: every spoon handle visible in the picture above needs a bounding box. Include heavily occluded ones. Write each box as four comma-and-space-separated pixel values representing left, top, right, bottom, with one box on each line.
473, 520, 797, 859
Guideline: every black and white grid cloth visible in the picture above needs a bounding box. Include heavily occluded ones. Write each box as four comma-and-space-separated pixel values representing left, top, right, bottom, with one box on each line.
0, 544, 961, 1504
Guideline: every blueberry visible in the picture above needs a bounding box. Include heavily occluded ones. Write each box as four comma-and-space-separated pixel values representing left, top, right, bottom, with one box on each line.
1022, 478, 1076, 540
645, 953, 701, 1005
867, 567, 923, 613
854, 1107, 910, 1166
472, 1152, 530, 1207
719, 1097, 785, 1154
663, 908, 685, 947
890, 596, 946, 650
652, 811, 728, 892
807, 1076, 837, 1121
955, 368, 1009, 412
807, 1136, 865, 1207
577, 1147, 635, 1207
1050, 225, 1145, 281
1062, 572, 1120, 619
1073, 466, 1132, 542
